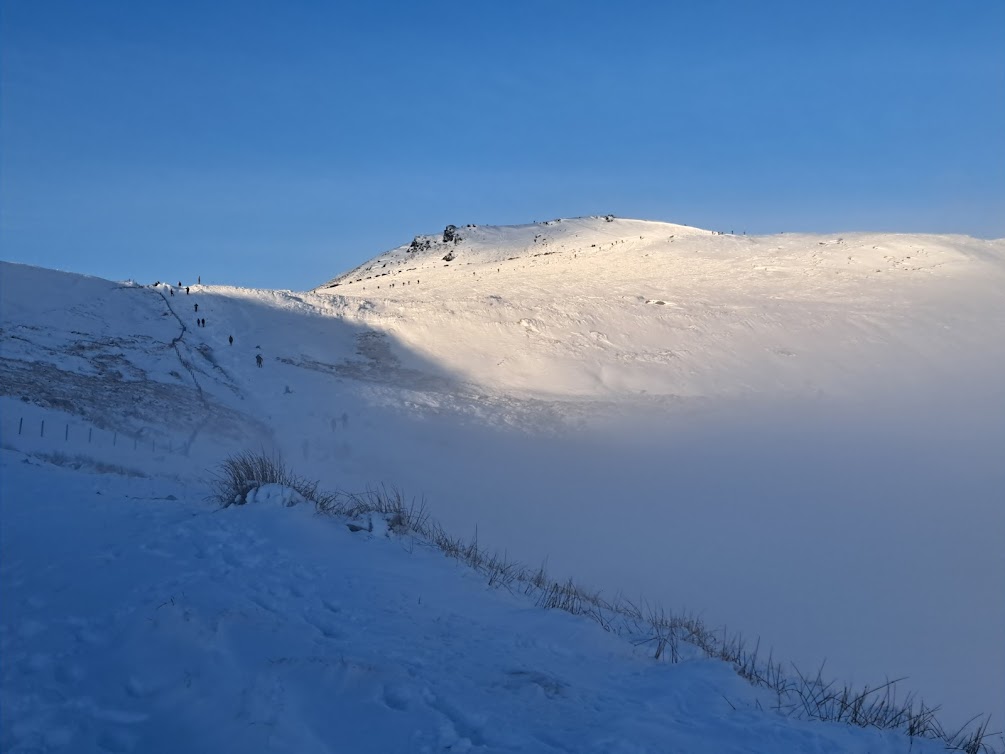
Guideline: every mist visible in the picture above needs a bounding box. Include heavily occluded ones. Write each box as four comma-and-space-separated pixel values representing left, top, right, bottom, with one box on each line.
332, 373, 1004, 728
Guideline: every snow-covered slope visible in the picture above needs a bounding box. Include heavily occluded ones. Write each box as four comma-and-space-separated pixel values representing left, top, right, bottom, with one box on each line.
316, 216, 1003, 402
0, 451, 955, 754
2, 216, 1004, 746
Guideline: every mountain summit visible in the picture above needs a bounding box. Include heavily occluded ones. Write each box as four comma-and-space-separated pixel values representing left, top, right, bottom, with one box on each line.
317, 216, 711, 290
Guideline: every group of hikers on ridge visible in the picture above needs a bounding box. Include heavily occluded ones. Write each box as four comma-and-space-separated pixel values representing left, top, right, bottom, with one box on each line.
154, 278, 266, 369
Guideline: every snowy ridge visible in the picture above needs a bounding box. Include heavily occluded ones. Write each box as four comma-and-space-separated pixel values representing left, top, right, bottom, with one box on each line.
314, 215, 1005, 400
318, 216, 712, 289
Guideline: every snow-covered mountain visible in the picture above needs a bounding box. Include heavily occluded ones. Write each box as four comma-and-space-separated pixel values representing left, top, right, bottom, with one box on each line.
316, 215, 1002, 402
2, 216, 1004, 751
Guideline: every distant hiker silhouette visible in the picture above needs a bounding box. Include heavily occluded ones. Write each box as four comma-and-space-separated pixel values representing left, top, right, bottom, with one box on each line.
194, 303, 199, 312
256, 354, 263, 368
186, 287, 190, 294
169, 288, 174, 296
178, 281, 182, 287
198, 275, 201, 284
228, 335, 233, 345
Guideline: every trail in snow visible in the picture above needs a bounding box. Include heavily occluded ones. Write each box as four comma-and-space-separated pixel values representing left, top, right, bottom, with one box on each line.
151, 286, 210, 455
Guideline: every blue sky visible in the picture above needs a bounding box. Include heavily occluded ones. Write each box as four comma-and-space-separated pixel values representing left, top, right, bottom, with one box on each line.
2, 0, 1003, 290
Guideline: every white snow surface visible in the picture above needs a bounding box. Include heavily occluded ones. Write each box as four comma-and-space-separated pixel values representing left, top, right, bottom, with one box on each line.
2, 453, 951, 753
3, 215, 1005, 748
317, 216, 1002, 400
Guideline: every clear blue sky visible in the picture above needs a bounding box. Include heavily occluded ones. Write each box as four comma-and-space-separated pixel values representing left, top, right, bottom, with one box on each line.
2, 0, 1003, 290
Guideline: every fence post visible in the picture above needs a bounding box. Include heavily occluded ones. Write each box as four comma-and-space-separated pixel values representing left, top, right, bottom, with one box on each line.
40, 420, 45, 438
113, 431, 117, 447
65, 424, 69, 441
18, 417, 23, 435
88, 427, 92, 443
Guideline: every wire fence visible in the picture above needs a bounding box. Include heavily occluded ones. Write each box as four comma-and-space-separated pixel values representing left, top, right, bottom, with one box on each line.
9, 415, 183, 454
1, 403, 191, 474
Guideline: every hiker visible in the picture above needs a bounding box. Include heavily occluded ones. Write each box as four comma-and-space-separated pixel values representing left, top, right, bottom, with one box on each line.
229, 335, 233, 345
178, 281, 182, 287
169, 288, 174, 296
194, 303, 199, 312
186, 287, 190, 294
198, 275, 201, 284
256, 354, 263, 368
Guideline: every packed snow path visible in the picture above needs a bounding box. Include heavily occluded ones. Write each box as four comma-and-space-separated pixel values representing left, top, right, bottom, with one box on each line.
0, 451, 949, 754
151, 286, 215, 454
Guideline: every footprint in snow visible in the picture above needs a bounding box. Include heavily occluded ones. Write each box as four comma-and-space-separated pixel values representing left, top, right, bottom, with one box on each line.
382, 682, 412, 711
503, 669, 567, 699
304, 612, 344, 640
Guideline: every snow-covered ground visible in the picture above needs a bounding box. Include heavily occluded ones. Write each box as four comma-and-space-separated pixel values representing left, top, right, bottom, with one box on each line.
1, 450, 956, 753
2, 216, 1004, 748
